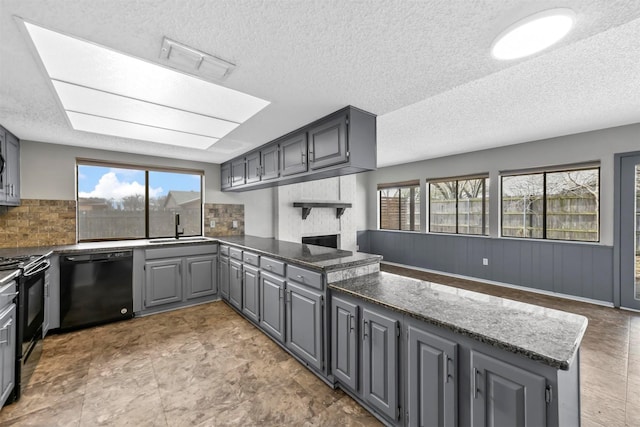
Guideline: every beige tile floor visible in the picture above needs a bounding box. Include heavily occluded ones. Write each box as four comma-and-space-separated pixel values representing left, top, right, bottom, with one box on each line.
1, 264, 639, 426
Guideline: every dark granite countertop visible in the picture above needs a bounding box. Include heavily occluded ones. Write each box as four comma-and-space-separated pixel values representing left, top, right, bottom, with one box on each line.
0, 235, 381, 273
330, 272, 588, 370
217, 236, 381, 271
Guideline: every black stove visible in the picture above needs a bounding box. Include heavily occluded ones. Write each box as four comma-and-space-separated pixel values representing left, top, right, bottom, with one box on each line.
0, 255, 46, 272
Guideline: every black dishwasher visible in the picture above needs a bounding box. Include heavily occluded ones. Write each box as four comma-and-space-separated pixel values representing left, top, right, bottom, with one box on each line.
60, 250, 134, 332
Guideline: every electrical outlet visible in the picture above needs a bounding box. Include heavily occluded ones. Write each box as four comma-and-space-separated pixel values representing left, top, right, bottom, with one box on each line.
209, 220, 215, 228
232, 220, 238, 229
482, 258, 489, 266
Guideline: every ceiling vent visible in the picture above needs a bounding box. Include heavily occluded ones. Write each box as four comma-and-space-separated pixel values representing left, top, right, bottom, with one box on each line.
160, 37, 235, 81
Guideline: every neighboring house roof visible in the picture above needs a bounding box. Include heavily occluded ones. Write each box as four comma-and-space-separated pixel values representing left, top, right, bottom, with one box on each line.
164, 191, 200, 208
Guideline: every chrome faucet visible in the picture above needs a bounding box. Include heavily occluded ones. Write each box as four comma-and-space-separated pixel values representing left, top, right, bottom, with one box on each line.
175, 213, 184, 239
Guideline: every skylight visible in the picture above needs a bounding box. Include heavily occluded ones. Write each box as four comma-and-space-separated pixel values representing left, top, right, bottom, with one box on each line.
491, 8, 576, 60
21, 20, 270, 149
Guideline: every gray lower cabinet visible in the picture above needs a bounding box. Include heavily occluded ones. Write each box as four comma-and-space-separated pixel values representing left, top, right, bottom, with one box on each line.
145, 258, 183, 307
362, 307, 400, 422
229, 259, 243, 310
286, 281, 323, 371
0, 302, 16, 407
407, 323, 458, 427
308, 114, 348, 170
259, 272, 285, 342
242, 264, 260, 322
185, 255, 218, 300
471, 350, 546, 427
219, 255, 230, 300
43, 266, 50, 336
331, 296, 358, 391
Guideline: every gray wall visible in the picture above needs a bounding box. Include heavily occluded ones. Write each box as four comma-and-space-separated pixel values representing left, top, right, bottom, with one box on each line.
357, 123, 640, 304
19, 140, 275, 238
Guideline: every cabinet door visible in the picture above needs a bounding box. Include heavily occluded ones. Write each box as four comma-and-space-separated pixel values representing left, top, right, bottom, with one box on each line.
0, 304, 16, 407
260, 144, 279, 181
308, 114, 348, 170
471, 350, 547, 427
219, 256, 230, 300
279, 132, 308, 177
144, 258, 182, 307
221, 163, 231, 189
186, 255, 218, 300
4, 133, 19, 204
286, 281, 323, 371
408, 325, 458, 427
0, 128, 6, 203
362, 307, 399, 421
229, 260, 243, 310
43, 269, 50, 337
259, 272, 285, 342
231, 159, 245, 187
245, 151, 261, 184
242, 265, 260, 322
331, 296, 358, 391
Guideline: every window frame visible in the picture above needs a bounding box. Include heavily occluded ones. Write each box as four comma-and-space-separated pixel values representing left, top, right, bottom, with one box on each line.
377, 180, 421, 232
76, 159, 204, 242
500, 164, 600, 243
428, 175, 489, 236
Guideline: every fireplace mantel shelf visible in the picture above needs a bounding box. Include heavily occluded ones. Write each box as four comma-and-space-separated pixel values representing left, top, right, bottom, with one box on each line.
293, 201, 352, 220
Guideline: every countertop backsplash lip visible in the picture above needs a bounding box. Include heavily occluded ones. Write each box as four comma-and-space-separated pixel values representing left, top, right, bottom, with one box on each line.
329, 271, 588, 370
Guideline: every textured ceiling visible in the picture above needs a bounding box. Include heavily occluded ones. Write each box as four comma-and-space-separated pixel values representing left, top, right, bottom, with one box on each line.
1, 0, 639, 166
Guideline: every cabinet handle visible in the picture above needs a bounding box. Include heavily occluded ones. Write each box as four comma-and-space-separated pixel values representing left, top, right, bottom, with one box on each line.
300, 152, 306, 165
444, 354, 451, 383
309, 148, 314, 162
278, 287, 283, 300
473, 367, 479, 398
0, 292, 18, 298
349, 314, 355, 332
265, 264, 271, 270
256, 166, 260, 177
363, 319, 368, 341
296, 274, 304, 282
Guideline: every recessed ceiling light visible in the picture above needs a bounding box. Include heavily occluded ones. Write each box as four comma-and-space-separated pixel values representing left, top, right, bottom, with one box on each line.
491, 8, 576, 60
19, 19, 269, 149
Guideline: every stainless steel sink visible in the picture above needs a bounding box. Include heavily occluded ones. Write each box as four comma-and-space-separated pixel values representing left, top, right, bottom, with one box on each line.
149, 237, 211, 244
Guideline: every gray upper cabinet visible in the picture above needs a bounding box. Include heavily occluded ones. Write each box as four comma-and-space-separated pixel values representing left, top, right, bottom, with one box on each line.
231, 158, 246, 187
407, 323, 458, 427
308, 114, 348, 170
229, 259, 243, 310
220, 106, 376, 191
286, 281, 323, 371
219, 254, 230, 300
242, 264, 260, 322
0, 126, 20, 206
280, 132, 308, 177
144, 258, 183, 307
331, 296, 358, 392
185, 255, 218, 300
245, 151, 261, 184
260, 144, 279, 181
260, 272, 285, 342
221, 163, 231, 190
471, 350, 547, 427
362, 307, 399, 422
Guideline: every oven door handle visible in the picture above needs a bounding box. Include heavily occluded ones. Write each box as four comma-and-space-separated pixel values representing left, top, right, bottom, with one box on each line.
23, 260, 51, 278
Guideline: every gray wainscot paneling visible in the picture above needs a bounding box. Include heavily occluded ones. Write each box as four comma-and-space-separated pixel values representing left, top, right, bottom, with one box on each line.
358, 230, 614, 304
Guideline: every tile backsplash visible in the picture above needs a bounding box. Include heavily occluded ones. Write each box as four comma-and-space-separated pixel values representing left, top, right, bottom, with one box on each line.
204, 203, 244, 237
0, 199, 76, 248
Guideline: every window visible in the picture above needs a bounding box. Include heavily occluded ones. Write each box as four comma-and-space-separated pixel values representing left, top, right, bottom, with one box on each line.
429, 176, 489, 235
501, 165, 599, 242
378, 181, 420, 231
77, 161, 203, 241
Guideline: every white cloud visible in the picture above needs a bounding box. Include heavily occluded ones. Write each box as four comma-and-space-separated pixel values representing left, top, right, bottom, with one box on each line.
79, 172, 163, 200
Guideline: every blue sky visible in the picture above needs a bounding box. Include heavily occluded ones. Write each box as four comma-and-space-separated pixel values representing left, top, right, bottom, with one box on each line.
78, 165, 200, 200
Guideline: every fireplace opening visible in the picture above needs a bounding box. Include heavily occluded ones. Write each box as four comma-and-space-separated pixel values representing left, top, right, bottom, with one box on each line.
302, 234, 338, 249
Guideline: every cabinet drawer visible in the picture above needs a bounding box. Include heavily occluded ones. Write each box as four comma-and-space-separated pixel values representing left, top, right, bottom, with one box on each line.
260, 256, 285, 277
0, 280, 17, 308
243, 251, 260, 267
229, 247, 243, 261
287, 265, 323, 290
220, 245, 230, 256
